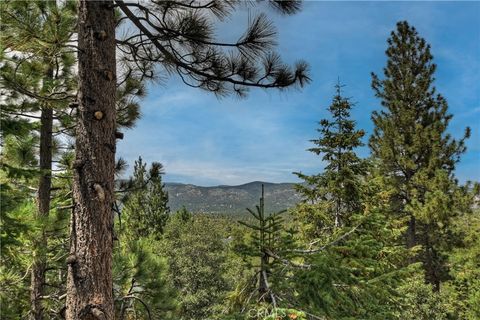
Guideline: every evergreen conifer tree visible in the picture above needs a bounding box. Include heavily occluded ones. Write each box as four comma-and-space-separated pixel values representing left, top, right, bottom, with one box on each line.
294, 83, 365, 234
111, 158, 176, 319
1, 2, 148, 316
121, 157, 170, 239
0, 2, 77, 317
162, 212, 230, 319
293, 167, 414, 319
232, 185, 309, 319
370, 21, 470, 290
237, 185, 288, 305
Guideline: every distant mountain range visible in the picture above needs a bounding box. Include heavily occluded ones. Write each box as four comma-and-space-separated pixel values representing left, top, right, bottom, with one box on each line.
165, 181, 302, 215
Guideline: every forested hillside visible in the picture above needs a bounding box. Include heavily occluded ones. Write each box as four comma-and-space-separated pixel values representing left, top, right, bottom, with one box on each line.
165, 181, 301, 215
1, 1, 479, 320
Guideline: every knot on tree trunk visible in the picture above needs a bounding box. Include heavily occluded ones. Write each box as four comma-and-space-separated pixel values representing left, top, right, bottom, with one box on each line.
79, 304, 106, 320
103, 70, 114, 81
94, 111, 104, 120
94, 30, 107, 41
72, 159, 85, 170
93, 183, 105, 202
91, 307, 106, 320
66, 254, 77, 265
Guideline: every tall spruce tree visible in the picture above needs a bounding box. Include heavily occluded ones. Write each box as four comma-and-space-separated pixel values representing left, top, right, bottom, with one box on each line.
295, 83, 365, 232
370, 21, 470, 290
67, 1, 309, 317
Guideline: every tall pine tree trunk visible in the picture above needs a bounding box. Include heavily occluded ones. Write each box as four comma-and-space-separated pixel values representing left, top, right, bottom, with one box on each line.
66, 1, 116, 318
30, 103, 53, 320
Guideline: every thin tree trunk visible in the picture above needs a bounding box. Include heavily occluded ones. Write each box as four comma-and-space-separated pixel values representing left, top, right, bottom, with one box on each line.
258, 184, 271, 303
66, 1, 116, 318
259, 252, 271, 301
30, 103, 53, 320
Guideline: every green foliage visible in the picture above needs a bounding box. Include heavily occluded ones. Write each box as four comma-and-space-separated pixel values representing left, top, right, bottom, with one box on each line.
294, 174, 413, 319
115, 1, 310, 97
444, 208, 480, 319
370, 20, 471, 289
295, 83, 365, 233
0, 199, 34, 318
0, 182, 30, 252
396, 273, 454, 320
121, 157, 170, 239
162, 212, 231, 319
0, 8, 478, 320
0, 0, 77, 55
290, 83, 415, 318
113, 157, 177, 319
0, 2, 78, 317
113, 237, 177, 320
0, 0, 78, 119
234, 185, 296, 311
0, 196, 71, 318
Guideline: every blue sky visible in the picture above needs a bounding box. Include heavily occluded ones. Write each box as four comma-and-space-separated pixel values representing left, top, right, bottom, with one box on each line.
117, 1, 480, 186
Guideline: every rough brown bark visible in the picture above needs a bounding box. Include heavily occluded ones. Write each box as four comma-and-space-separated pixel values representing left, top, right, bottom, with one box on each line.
30, 71, 54, 319
66, 1, 117, 319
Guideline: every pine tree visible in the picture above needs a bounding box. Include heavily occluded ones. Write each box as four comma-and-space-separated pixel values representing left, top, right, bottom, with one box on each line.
0, 135, 74, 318
121, 157, 170, 239
105, 158, 173, 319
370, 21, 470, 290
0, 171, 34, 317
1, 2, 147, 316
0, 2, 77, 318
294, 83, 365, 234
110, 158, 176, 319
69, 1, 309, 317
113, 237, 177, 320
440, 184, 480, 319
162, 212, 230, 319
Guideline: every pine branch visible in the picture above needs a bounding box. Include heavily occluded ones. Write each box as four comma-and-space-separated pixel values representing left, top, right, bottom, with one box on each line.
115, 0, 309, 94
292, 223, 362, 254
264, 248, 311, 270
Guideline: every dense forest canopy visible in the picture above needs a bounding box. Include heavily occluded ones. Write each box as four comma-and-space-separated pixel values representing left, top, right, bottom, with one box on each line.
0, 1, 479, 320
